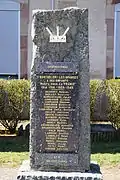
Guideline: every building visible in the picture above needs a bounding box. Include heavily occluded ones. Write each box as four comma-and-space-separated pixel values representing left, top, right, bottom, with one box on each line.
0, 0, 120, 79
0, 0, 28, 79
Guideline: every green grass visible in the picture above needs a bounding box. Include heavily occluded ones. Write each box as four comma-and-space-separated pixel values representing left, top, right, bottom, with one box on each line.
0, 136, 29, 167
0, 152, 29, 167
0, 136, 120, 168
91, 142, 120, 167
91, 153, 120, 167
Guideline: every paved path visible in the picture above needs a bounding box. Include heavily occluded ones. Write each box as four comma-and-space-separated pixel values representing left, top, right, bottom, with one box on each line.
101, 166, 120, 180
0, 168, 18, 180
0, 167, 120, 180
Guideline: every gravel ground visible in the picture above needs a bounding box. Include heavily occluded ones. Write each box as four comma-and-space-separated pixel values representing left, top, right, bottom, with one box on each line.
0, 167, 120, 180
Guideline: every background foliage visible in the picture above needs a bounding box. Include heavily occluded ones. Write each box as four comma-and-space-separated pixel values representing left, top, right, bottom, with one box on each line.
0, 80, 30, 133
0, 79, 120, 133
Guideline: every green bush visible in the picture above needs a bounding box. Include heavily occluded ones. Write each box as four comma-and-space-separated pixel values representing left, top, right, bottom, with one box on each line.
0, 80, 30, 133
1, 79, 120, 133
90, 79, 120, 128
105, 79, 120, 128
90, 80, 102, 120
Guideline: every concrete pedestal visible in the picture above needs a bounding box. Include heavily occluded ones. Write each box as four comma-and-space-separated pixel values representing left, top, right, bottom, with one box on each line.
17, 161, 103, 180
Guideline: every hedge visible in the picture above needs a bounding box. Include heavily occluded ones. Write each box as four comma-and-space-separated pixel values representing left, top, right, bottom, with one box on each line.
105, 79, 120, 128
90, 79, 120, 128
0, 79, 120, 133
0, 80, 30, 133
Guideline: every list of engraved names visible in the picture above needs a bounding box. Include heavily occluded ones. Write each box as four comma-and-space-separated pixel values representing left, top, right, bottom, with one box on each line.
39, 72, 78, 152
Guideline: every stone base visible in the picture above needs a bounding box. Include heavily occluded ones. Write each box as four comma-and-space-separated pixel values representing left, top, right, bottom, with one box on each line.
17, 161, 103, 180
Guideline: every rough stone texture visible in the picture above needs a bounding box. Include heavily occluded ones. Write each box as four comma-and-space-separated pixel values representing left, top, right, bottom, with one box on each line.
30, 8, 90, 172
17, 161, 103, 180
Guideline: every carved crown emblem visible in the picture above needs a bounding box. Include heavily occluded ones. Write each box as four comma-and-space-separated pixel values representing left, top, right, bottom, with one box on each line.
46, 26, 69, 43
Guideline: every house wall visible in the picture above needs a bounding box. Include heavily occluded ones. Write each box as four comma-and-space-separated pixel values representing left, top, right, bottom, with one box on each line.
27, 0, 115, 79
20, 0, 29, 78
56, 0, 107, 79
114, 3, 120, 77
106, 0, 115, 79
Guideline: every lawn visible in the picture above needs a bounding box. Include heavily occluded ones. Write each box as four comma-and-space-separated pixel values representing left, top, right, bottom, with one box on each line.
0, 136, 29, 167
0, 136, 120, 167
91, 142, 120, 167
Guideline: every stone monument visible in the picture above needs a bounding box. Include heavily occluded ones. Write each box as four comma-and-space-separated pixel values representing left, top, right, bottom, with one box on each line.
17, 7, 103, 180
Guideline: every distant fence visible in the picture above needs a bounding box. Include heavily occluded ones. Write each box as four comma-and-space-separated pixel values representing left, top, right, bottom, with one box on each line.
91, 130, 120, 142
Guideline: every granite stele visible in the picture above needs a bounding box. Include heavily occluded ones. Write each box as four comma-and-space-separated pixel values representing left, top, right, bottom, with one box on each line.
17, 7, 103, 180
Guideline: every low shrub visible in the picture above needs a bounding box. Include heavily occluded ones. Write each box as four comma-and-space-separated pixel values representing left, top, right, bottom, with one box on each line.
105, 79, 120, 128
0, 79, 120, 133
0, 80, 30, 133
90, 79, 120, 128
90, 80, 102, 120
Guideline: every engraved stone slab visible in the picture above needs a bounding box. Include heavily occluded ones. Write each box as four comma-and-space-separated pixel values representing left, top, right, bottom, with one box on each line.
30, 8, 90, 172
37, 62, 79, 154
